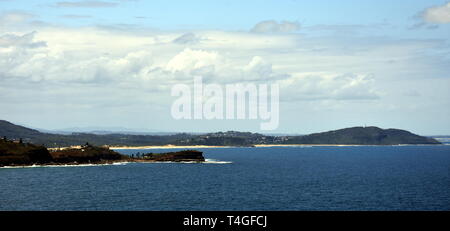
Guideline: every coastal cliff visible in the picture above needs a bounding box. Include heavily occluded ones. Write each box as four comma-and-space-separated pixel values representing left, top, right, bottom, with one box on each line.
0, 138, 52, 166
0, 140, 127, 166
50, 144, 127, 164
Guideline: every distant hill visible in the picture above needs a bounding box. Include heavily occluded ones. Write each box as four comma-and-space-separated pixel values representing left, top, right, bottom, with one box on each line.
0, 120, 441, 147
0, 120, 196, 147
283, 126, 441, 145
0, 120, 41, 138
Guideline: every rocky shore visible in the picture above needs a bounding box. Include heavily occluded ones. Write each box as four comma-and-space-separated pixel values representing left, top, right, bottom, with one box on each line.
139, 150, 205, 162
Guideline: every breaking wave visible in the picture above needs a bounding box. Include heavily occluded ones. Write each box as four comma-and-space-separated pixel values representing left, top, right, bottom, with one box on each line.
0, 159, 233, 169
134, 159, 232, 164
204, 159, 232, 164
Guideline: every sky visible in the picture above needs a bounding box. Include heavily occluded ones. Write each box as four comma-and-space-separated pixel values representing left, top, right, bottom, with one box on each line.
0, 0, 449, 135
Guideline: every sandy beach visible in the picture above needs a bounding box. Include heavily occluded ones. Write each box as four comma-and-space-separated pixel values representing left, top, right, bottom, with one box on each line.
48, 144, 328, 151
48, 143, 438, 151
109, 144, 370, 150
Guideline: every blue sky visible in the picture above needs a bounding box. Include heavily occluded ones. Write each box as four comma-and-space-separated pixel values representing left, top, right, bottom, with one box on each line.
0, 0, 449, 135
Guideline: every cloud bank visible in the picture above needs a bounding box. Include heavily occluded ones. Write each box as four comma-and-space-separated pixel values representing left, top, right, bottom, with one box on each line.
422, 2, 450, 23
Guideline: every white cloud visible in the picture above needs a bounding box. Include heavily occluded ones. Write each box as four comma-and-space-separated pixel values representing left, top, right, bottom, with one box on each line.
0, 27, 440, 102
422, 2, 450, 23
279, 73, 380, 101
164, 48, 287, 83
0, 31, 155, 83
251, 20, 300, 33
166, 48, 221, 73
243, 56, 284, 81
0, 29, 288, 87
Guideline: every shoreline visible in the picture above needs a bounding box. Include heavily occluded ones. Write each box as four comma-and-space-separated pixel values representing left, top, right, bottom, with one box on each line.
108, 144, 444, 150
109, 144, 324, 150
46, 144, 446, 151
110, 145, 236, 150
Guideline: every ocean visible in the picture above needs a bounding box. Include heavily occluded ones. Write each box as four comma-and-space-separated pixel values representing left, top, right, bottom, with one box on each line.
0, 146, 449, 211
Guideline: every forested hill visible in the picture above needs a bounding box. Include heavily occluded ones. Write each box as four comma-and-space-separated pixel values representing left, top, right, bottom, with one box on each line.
0, 120, 441, 147
0, 120, 41, 138
282, 126, 441, 145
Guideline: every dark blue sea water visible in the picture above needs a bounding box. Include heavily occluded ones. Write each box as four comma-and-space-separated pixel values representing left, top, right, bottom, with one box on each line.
0, 146, 449, 211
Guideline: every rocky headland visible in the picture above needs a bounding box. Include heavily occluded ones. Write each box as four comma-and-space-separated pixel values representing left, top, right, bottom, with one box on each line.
0, 138, 205, 167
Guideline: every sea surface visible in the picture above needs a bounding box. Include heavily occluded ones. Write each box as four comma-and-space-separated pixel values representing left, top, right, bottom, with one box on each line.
0, 146, 449, 211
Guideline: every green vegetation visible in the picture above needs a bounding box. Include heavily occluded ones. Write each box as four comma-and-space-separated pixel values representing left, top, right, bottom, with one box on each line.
0, 139, 127, 166
0, 138, 52, 166
283, 126, 441, 145
50, 144, 128, 164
